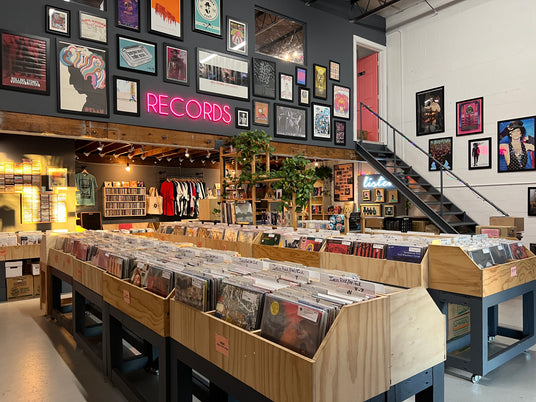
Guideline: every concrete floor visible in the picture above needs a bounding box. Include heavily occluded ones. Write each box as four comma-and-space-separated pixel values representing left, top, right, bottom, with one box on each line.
0, 297, 535, 401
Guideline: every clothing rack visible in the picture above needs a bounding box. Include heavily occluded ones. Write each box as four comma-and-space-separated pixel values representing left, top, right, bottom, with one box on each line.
165, 177, 203, 182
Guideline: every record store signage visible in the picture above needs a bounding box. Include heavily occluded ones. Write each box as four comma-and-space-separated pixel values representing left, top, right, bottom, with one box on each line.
362, 175, 394, 189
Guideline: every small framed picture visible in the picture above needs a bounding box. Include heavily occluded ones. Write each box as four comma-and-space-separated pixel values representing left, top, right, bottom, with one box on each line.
48, 167, 68, 188
253, 58, 276, 99
118, 35, 157, 75
235, 108, 250, 129
361, 203, 381, 216
333, 84, 350, 120
334, 120, 346, 146
274, 104, 307, 140
429, 136, 453, 171
329, 60, 340, 81
279, 73, 293, 102
416, 86, 444, 136
362, 189, 371, 201
164, 44, 188, 85
113, 76, 140, 116
116, 0, 139, 31
528, 187, 536, 216
374, 188, 385, 203
313, 64, 327, 99
383, 204, 395, 217
312, 103, 331, 140
193, 0, 222, 37
227, 17, 247, 55
456, 97, 483, 136
149, 0, 182, 39
80, 11, 108, 44
298, 88, 310, 106
46, 6, 70, 37
468, 137, 491, 170
296, 66, 306, 86
387, 190, 398, 203
253, 99, 269, 126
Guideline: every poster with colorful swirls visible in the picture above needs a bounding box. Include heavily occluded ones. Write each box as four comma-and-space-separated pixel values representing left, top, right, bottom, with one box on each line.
333, 84, 350, 120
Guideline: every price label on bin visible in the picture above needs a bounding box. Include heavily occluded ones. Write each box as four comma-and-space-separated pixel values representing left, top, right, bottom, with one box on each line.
511, 266, 517, 277
123, 290, 131, 304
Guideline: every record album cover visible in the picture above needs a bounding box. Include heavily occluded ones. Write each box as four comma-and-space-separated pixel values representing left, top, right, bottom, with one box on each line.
215, 282, 265, 331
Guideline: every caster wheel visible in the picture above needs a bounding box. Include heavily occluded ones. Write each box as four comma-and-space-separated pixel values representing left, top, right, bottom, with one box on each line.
471, 375, 481, 384
488, 336, 495, 343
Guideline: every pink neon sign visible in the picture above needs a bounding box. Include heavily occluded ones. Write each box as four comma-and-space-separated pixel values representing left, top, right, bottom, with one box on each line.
146, 92, 232, 124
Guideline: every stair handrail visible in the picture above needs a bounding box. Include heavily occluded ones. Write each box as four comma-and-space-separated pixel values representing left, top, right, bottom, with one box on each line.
359, 102, 508, 217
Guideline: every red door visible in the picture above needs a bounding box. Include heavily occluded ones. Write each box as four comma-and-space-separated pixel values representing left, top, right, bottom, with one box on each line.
356, 53, 379, 142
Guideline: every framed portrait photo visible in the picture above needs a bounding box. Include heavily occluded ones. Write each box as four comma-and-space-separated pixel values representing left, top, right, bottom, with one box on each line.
456, 97, 483, 136
329, 60, 340, 81
312, 103, 331, 140
528, 187, 536, 216
468, 137, 491, 170
362, 189, 371, 201
80, 11, 108, 44
298, 87, 310, 106
227, 17, 247, 55
279, 73, 293, 102
164, 44, 188, 85
253, 99, 269, 126
428, 136, 453, 171
274, 104, 307, 140
387, 189, 398, 203
57, 40, 108, 116
313, 64, 327, 99
296, 66, 306, 86
1, 31, 50, 95
235, 108, 250, 129
497, 116, 536, 173
149, 0, 182, 39
116, 0, 139, 31
374, 187, 385, 203
193, 0, 222, 37
334, 120, 346, 146
113, 76, 140, 116
117, 35, 157, 75
46, 6, 70, 37
253, 58, 276, 99
416, 86, 444, 136
333, 84, 350, 120
383, 204, 395, 218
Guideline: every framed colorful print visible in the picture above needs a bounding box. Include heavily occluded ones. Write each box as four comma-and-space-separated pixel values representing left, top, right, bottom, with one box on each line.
383, 204, 395, 218
193, 0, 222, 37
113, 76, 140, 116
116, 0, 139, 31
416, 86, 444, 136
428, 136, 453, 171
274, 104, 307, 140
497, 116, 536, 172
468, 137, 491, 170
374, 187, 385, 203
298, 87, 310, 106
456, 96, 483, 136
117, 35, 157, 75
235, 108, 250, 129
57, 40, 108, 116
227, 17, 247, 55
149, 0, 182, 39
313, 64, 327, 99
253, 100, 269, 126
362, 189, 371, 201
47, 168, 68, 189
296, 66, 306, 86
387, 190, 398, 203
46, 6, 70, 37
334, 120, 346, 146
80, 11, 108, 44
279, 73, 293, 102
164, 44, 188, 85
0, 31, 50, 95
329, 60, 340, 81
197, 48, 249, 100
333, 84, 350, 120
312, 103, 331, 140
528, 187, 536, 216
253, 58, 276, 99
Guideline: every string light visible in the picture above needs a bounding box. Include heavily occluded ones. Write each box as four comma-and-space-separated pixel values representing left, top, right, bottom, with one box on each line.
185, 149, 190, 158
125, 163, 131, 172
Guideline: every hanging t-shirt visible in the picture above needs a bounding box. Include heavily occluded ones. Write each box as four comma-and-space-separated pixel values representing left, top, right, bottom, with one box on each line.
75, 172, 98, 206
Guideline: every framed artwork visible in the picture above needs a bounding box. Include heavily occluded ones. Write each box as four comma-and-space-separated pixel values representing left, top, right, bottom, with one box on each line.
298, 87, 310, 106
118, 35, 157, 75
313, 64, 327, 99
149, 0, 182, 39
253, 100, 269, 126
164, 44, 188, 85
80, 11, 108, 44
428, 136, 453, 171
46, 6, 70, 37
468, 137, 491, 170
334, 120, 346, 146
279, 73, 293, 102
47, 168, 68, 188
416, 86, 444, 136
296, 66, 306, 86
113, 76, 140, 116
116, 0, 139, 31
456, 97, 483, 136
333, 84, 350, 120
362, 189, 371, 201
57, 40, 108, 116
71, 0, 105, 10
528, 187, 536, 216
274, 104, 307, 140
361, 203, 381, 216
227, 17, 247, 55
387, 189, 398, 203
312, 103, 331, 140
193, 0, 222, 37
374, 188, 385, 203
197, 48, 249, 100
383, 204, 395, 218
329, 60, 340, 81
1, 31, 50, 95
498, 116, 536, 172
253, 58, 276, 99
235, 108, 250, 129
334, 163, 354, 202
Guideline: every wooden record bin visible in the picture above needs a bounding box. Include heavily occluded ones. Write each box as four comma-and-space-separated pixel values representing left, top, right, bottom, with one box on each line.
72, 259, 104, 295
48, 248, 74, 277
429, 244, 536, 297
252, 243, 322, 267
170, 287, 445, 402
0, 244, 40, 261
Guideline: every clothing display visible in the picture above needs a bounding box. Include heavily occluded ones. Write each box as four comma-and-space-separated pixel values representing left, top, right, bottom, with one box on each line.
160, 179, 206, 218
75, 171, 98, 206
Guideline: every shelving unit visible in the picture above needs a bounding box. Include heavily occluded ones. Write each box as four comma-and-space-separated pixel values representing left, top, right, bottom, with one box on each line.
103, 187, 146, 218
309, 180, 326, 220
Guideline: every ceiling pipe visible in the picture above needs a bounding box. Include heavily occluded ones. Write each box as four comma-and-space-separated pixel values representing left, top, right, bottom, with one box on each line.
349, 0, 403, 23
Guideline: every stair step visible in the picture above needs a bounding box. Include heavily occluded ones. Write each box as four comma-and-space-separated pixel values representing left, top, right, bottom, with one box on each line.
440, 211, 465, 216
427, 201, 453, 205
413, 191, 441, 196
449, 221, 477, 227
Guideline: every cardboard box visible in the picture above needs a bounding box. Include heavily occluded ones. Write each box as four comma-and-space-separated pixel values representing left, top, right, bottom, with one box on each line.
5, 261, 23, 278
476, 225, 516, 238
448, 311, 470, 340
489, 216, 524, 232
32, 263, 40, 276
364, 217, 384, 229
33, 275, 40, 296
412, 221, 428, 232
448, 303, 470, 319
6, 275, 34, 300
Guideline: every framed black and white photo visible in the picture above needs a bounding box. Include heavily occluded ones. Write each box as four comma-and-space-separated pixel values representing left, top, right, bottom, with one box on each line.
253, 58, 276, 99
79, 11, 108, 44
113, 76, 140, 116
227, 17, 247, 55
148, 0, 182, 39
274, 104, 307, 140
46, 6, 70, 37
468, 137, 491, 170
298, 87, 310, 106
279, 73, 293, 102
164, 44, 188, 85
118, 35, 157, 75
235, 108, 250, 129
334, 120, 346, 146
296, 66, 306, 86
312, 103, 331, 140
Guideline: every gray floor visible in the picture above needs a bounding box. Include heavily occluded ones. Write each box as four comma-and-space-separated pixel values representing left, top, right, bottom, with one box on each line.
0, 297, 535, 401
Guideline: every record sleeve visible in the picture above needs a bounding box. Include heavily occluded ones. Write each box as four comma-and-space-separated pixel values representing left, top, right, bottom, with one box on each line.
469, 248, 495, 269
489, 245, 508, 265
130, 262, 150, 287
325, 239, 353, 255
174, 271, 209, 311
298, 237, 325, 252
215, 282, 266, 331
260, 233, 281, 246
386, 245, 424, 263
509, 242, 528, 259
237, 230, 256, 243
147, 266, 175, 297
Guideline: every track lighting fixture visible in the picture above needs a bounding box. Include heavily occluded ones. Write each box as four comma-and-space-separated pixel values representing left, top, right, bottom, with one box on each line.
201, 160, 206, 165
167, 157, 172, 162
178, 158, 184, 163
206, 151, 211, 158
189, 158, 194, 163
125, 163, 131, 172
184, 149, 190, 158
99, 153, 105, 158
140, 154, 147, 160
129, 144, 135, 153
211, 159, 216, 164
127, 153, 134, 159
83, 151, 90, 157
113, 154, 119, 158
97, 142, 104, 151
156, 157, 162, 161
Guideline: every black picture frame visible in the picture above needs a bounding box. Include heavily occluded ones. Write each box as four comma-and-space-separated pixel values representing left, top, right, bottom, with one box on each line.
113, 76, 140, 116
312, 103, 331, 141
79, 11, 108, 44
313, 64, 327, 99
274, 103, 307, 140
334, 120, 346, 146
456, 96, 483, 136
383, 204, 395, 217
164, 43, 188, 86
296, 66, 306, 86
416, 86, 444, 135
497, 116, 536, 173
298, 87, 310, 106
192, 0, 222, 38
253, 58, 276, 99
329, 60, 340, 81
117, 35, 157, 75
46, 5, 71, 37
226, 17, 247, 55
148, 0, 183, 40
235, 108, 250, 129
116, 0, 139, 32
279, 73, 293, 102
428, 136, 452, 171
333, 84, 350, 120
252, 99, 269, 127
528, 187, 536, 216
468, 137, 491, 170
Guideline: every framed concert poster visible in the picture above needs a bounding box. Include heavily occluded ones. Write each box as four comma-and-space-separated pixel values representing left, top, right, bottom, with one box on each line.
117, 35, 157, 75
46, 6, 70, 37
313, 64, 327, 99
227, 17, 247, 55
164, 44, 188, 85
253, 99, 269, 126
279, 73, 293, 102
428, 136, 453, 171
274, 104, 307, 140
329, 60, 340, 81
334, 120, 346, 146
113, 76, 140, 116
312, 103, 331, 140
468, 137, 491, 170
116, 0, 139, 31
497, 116, 536, 172
456, 96, 483, 136
193, 0, 222, 37
253, 58, 276, 99
149, 0, 182, 39
298, 87, 310, 106
333, 84, 350, 120
416, 86, 444, 136
296, 66, 306, 86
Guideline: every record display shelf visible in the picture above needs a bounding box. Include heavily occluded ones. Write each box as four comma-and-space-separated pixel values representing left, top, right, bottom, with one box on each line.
252, 242, 322, 267
0, 243, 40, 261
72, 257, 104, 295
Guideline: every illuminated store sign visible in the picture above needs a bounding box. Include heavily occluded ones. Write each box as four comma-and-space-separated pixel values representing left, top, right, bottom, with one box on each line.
146, 92, 232, 124
363, 176, 393, 189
